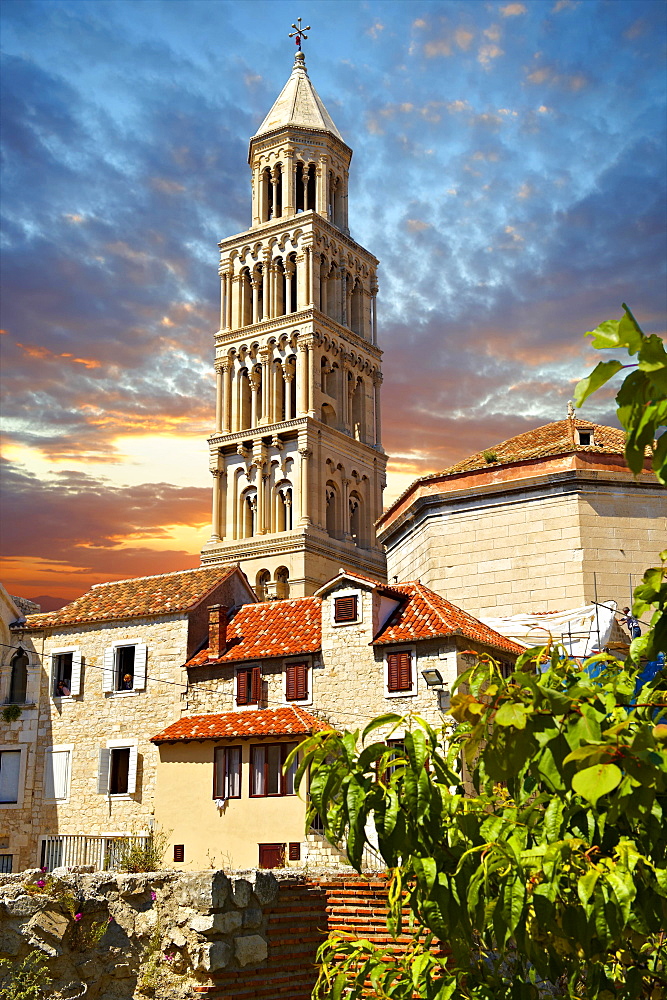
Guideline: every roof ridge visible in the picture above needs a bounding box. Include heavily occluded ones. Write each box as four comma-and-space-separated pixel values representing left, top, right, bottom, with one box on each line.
90, 564, 228, 590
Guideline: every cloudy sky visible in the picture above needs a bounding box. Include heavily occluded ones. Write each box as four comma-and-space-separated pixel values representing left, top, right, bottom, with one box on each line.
1, 0, 665, 607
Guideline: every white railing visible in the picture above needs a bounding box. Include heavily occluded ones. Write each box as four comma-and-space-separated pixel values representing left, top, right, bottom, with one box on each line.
40, 834, 148, 872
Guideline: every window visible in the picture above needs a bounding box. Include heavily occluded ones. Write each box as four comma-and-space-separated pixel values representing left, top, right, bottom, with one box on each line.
259, 843, 285, 869
0, 856, 12, 874
97, 742, 138, 796
577, 430, 592, 446
0, 751, 21, 804
174, 845, 185, 863
334, 594, 358, 624
44, 747, 72, 801
103, 643, 147, 693
9, 648, 28, 704
386, 649, 415, 696
236, 666, 261, 707
250, 743, 297, 797
213, 746, 241, 799
285, 661, 309, 702
51, 649, 82, 698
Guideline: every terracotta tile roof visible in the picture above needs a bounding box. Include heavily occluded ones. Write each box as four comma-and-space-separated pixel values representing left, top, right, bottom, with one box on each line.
441, 419, 626, 476
24, 566, 239, 629
373, 583, 524, 657
314, 569, 400, 598
187, 596, 322, 667
151, 706, 329, 743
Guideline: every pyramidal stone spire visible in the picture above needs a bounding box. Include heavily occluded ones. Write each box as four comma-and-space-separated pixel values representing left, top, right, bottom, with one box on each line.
253, 51, 344, 141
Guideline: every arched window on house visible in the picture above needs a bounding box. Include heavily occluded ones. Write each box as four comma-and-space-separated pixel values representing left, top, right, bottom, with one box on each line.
275, 483, 293, 532
9, 647, 28, 704
275, 567, 290, 599
241, 488, 257, 538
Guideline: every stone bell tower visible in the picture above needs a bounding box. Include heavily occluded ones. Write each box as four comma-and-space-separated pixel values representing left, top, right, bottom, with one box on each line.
200, 47, 387, 599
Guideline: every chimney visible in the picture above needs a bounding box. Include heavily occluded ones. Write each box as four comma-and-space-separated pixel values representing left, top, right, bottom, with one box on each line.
208, 605, 228, 659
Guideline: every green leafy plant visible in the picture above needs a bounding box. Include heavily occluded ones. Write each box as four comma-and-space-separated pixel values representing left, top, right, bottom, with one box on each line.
0, 952, 51, 1000
482, 449, 498, 463
296, 646, 667, 999
1, 705, 22, 723
574, 304, 666, 484
113, 828, 169, 872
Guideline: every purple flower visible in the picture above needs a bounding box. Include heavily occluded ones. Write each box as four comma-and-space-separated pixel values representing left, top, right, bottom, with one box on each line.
108, 915, 114, 923
163, 952, 174, 963
36, 879, 45, 888
151, 891, 157, 901
74, 913, 82, 922
40, 866, 47, 873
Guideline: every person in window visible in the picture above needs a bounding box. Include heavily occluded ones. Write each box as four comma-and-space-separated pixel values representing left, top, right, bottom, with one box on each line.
619, 607, 641, 639
121, 673, 134, 691
56, 679, 70, 697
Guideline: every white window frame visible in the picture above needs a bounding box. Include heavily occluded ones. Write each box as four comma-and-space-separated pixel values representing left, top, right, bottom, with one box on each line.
384, 645, 418, 699
102, 641, 147, 695
331, 588, 363, 627
97, 739, 139, 798
0, 745, 28, 810
51, 647, 82, 699
283, 658, 313, 707
43, 744, 73, 803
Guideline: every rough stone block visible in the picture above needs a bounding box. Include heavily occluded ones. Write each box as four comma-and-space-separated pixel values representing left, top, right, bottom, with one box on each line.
178, 872, 230, 912
231, 878, 252, 908
27, 907, 70, 942
0, 929, 21, 956
248, 870, 278, 905
3, 893, 43, 918
193, 940, 231, 972
242, 905, 263, 929
234, 933, 268, 966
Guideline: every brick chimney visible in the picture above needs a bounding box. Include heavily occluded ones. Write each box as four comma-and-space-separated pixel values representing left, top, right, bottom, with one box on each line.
208, 604, 228, 659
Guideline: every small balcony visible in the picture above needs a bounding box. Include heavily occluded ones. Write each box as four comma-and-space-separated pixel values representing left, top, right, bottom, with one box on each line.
40, 834, 149, 872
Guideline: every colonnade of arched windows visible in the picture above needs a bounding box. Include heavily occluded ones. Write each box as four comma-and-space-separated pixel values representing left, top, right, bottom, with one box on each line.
324, 476, 370, 548
255, 567, 290, 601
255, 160, 346, 228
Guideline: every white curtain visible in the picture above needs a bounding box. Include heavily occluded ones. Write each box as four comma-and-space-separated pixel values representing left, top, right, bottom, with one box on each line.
0, 751, 21, 803
251, 746, 265, 795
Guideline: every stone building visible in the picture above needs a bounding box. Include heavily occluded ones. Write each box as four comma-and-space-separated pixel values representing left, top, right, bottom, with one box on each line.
0, 584, 40, 874
150, 570, 522, 870
376, 417, 665, 621
200, 48, 387, 598
8, 566, 255, 872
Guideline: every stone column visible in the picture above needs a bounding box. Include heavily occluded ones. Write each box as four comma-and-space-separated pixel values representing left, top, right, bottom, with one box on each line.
373, 372, 383, 447
299, 446, 312, 525
220, 272, 228, 330
316, 156, 328, 214
283, 371, 294, 421
222, 360, 232, 433
311, 254, 320, 312
371, 282, 378, 346
226, 273, 233, 330
302, 164, 310, 212
297, 341, 309, 416
215, 364, 223, 433
256, 461, 267, 534
341, 477, 351, 539
284, 149, 295, 216
209, 468, 226, 541
285, 260, 295, 314
259, 348, 271, 424
304, 246, 312, 306
231, 365, 239, 432
262, 254, 271, 319
249, 370, 260, 427
271, 165, 280, 219
251, 274, 261, 324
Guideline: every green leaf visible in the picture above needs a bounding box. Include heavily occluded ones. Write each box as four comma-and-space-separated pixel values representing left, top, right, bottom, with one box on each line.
361, 713, 403, 744
494, 702, 528, 729
571, 763, 622, 805
585, 318, 622, 350
577, 869, 599, 907
574, 359, 624, 407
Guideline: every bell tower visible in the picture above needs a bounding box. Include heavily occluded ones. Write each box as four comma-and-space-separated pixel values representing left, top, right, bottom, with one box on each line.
201, 43, 387, 599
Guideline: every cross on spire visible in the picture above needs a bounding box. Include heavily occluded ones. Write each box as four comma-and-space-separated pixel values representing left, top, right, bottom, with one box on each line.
289, 17, 311, 51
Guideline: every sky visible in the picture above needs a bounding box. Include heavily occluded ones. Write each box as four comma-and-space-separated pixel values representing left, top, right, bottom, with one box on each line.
1, 0, 666, 608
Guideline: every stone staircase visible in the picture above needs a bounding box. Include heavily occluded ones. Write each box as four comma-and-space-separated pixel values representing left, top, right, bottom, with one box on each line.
304, 831, 350, 867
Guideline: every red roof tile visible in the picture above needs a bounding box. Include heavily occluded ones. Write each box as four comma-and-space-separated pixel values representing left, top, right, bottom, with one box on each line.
373, 583, 524, 656
24, 566, 239, 629
151, 706, 329, 743
187, 596, 322, 667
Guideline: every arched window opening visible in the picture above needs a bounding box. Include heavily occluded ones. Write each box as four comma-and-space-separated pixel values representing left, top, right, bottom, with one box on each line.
239, 368, 251, 430
251, 364, 263, 425
261, 167, 272, 222
349, 493, 362, 547
273, 360, 285, 423
271, 163, 283, 219
352, 378, 365, 441
9, 647, 28, 704
295, 162, 306, 212
286, 253, 298, 313
286, 355, 297, 418
275, 567, 290, 599
333, 176, 345, 229
321, 403, 336, 427
329, 174, 338, 224
351, 280, 363, 336
253, 265, 264, 323
274, 257, 285, 318
326, 482, 338, 538
242, 489, 257, 538
319, 258, 329, 314
256, 570, 271, 601
276, 485, 293, 532
241, 268, 253, 326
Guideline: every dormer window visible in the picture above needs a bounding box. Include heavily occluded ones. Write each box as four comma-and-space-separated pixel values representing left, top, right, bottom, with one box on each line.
334, 594, 358, 624
576, 430, 592, 446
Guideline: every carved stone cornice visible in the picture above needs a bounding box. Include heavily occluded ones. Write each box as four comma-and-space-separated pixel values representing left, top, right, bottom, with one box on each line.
218, 213, 378, 267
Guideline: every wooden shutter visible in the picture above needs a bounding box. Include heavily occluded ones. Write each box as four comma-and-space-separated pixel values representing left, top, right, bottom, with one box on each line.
97, 748, 110, 794
285, 664, 296, 701
126, 744, 138, 795
295, 662, 308, 700
173, 845, 185, 862
69, 651, 82, 697
388, 651, 411, 692
289, 842, 301, 861
133, 644, 147, 691
250, 666, 261, 704
237, 669, 248, 706
45, 749, 70, 800
102, 648, 115, 692
334, 595, 357, 623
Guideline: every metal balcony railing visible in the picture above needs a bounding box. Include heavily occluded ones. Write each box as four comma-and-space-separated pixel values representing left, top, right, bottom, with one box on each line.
40, 834, 149, 872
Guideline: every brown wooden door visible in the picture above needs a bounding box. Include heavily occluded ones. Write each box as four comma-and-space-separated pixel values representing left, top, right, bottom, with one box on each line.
259, 843, 285, 868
